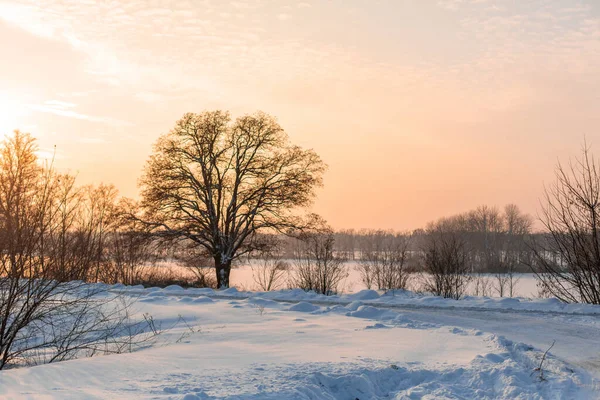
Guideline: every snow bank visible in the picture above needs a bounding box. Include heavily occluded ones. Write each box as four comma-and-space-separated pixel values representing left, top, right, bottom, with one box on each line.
288, 302, 320, 313
347, 289, 380, 301
191, 296, 214, 303
124, 285, 600, 315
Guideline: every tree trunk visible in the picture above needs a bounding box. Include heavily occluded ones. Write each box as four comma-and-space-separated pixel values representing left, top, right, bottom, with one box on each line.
214, 257, 231, 289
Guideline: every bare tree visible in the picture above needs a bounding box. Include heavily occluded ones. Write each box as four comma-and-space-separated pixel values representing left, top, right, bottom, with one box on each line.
292, 230, 347, 295
138, 111, 325, 288
0, 131, 154, 370
532, 143, 600, 304
421, 224, 471, 300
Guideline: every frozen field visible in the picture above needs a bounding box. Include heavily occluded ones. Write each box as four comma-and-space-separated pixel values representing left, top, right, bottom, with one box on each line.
173, 261, 541, 298
0, 285, 599, 399
236, 268, 540, 298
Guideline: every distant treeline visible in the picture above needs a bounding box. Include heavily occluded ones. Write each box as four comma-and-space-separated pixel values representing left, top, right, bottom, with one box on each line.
266, 204, 539, 274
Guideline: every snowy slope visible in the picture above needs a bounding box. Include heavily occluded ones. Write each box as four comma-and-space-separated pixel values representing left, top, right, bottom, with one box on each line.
0, 285, 598, 399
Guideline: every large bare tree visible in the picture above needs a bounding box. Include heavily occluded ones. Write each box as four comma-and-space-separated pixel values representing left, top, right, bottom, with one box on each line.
139, 111, 325, 288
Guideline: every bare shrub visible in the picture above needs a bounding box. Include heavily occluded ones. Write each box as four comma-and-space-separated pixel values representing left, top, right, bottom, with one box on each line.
421, 227, 471, 300
133, 264, 215, 288
471, 274, 493, 297
0, 131, 157, 369
291, 230, 347, 295
253, 258, 289, 291
356, 262, 375, 290
252, 244, 289, 291
0, 280, 160, 369
493, 270, 521, 298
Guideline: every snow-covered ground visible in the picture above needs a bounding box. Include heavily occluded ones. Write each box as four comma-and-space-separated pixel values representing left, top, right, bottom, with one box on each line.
1, 285, 598, 399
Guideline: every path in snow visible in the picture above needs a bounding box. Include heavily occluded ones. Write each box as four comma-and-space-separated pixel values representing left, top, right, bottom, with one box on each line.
118, 287, 600, 378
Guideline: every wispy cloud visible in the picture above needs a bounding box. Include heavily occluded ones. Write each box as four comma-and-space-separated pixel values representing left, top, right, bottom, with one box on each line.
2, 0, 599, 127
1, 0, 597, 101
28, 100, 131, 126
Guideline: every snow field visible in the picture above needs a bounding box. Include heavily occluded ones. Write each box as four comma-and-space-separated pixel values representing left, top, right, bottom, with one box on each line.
0, 284, 596, 399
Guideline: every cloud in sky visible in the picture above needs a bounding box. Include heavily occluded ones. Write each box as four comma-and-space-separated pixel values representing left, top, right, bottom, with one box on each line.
28, 100, 131, 126
1, 0, 598, 100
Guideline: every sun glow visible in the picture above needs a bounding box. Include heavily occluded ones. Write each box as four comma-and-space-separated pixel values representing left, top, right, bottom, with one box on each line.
0, 92, 30, 137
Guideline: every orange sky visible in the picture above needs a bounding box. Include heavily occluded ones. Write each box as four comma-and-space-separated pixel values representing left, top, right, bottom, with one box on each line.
1, 0, 600, 230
